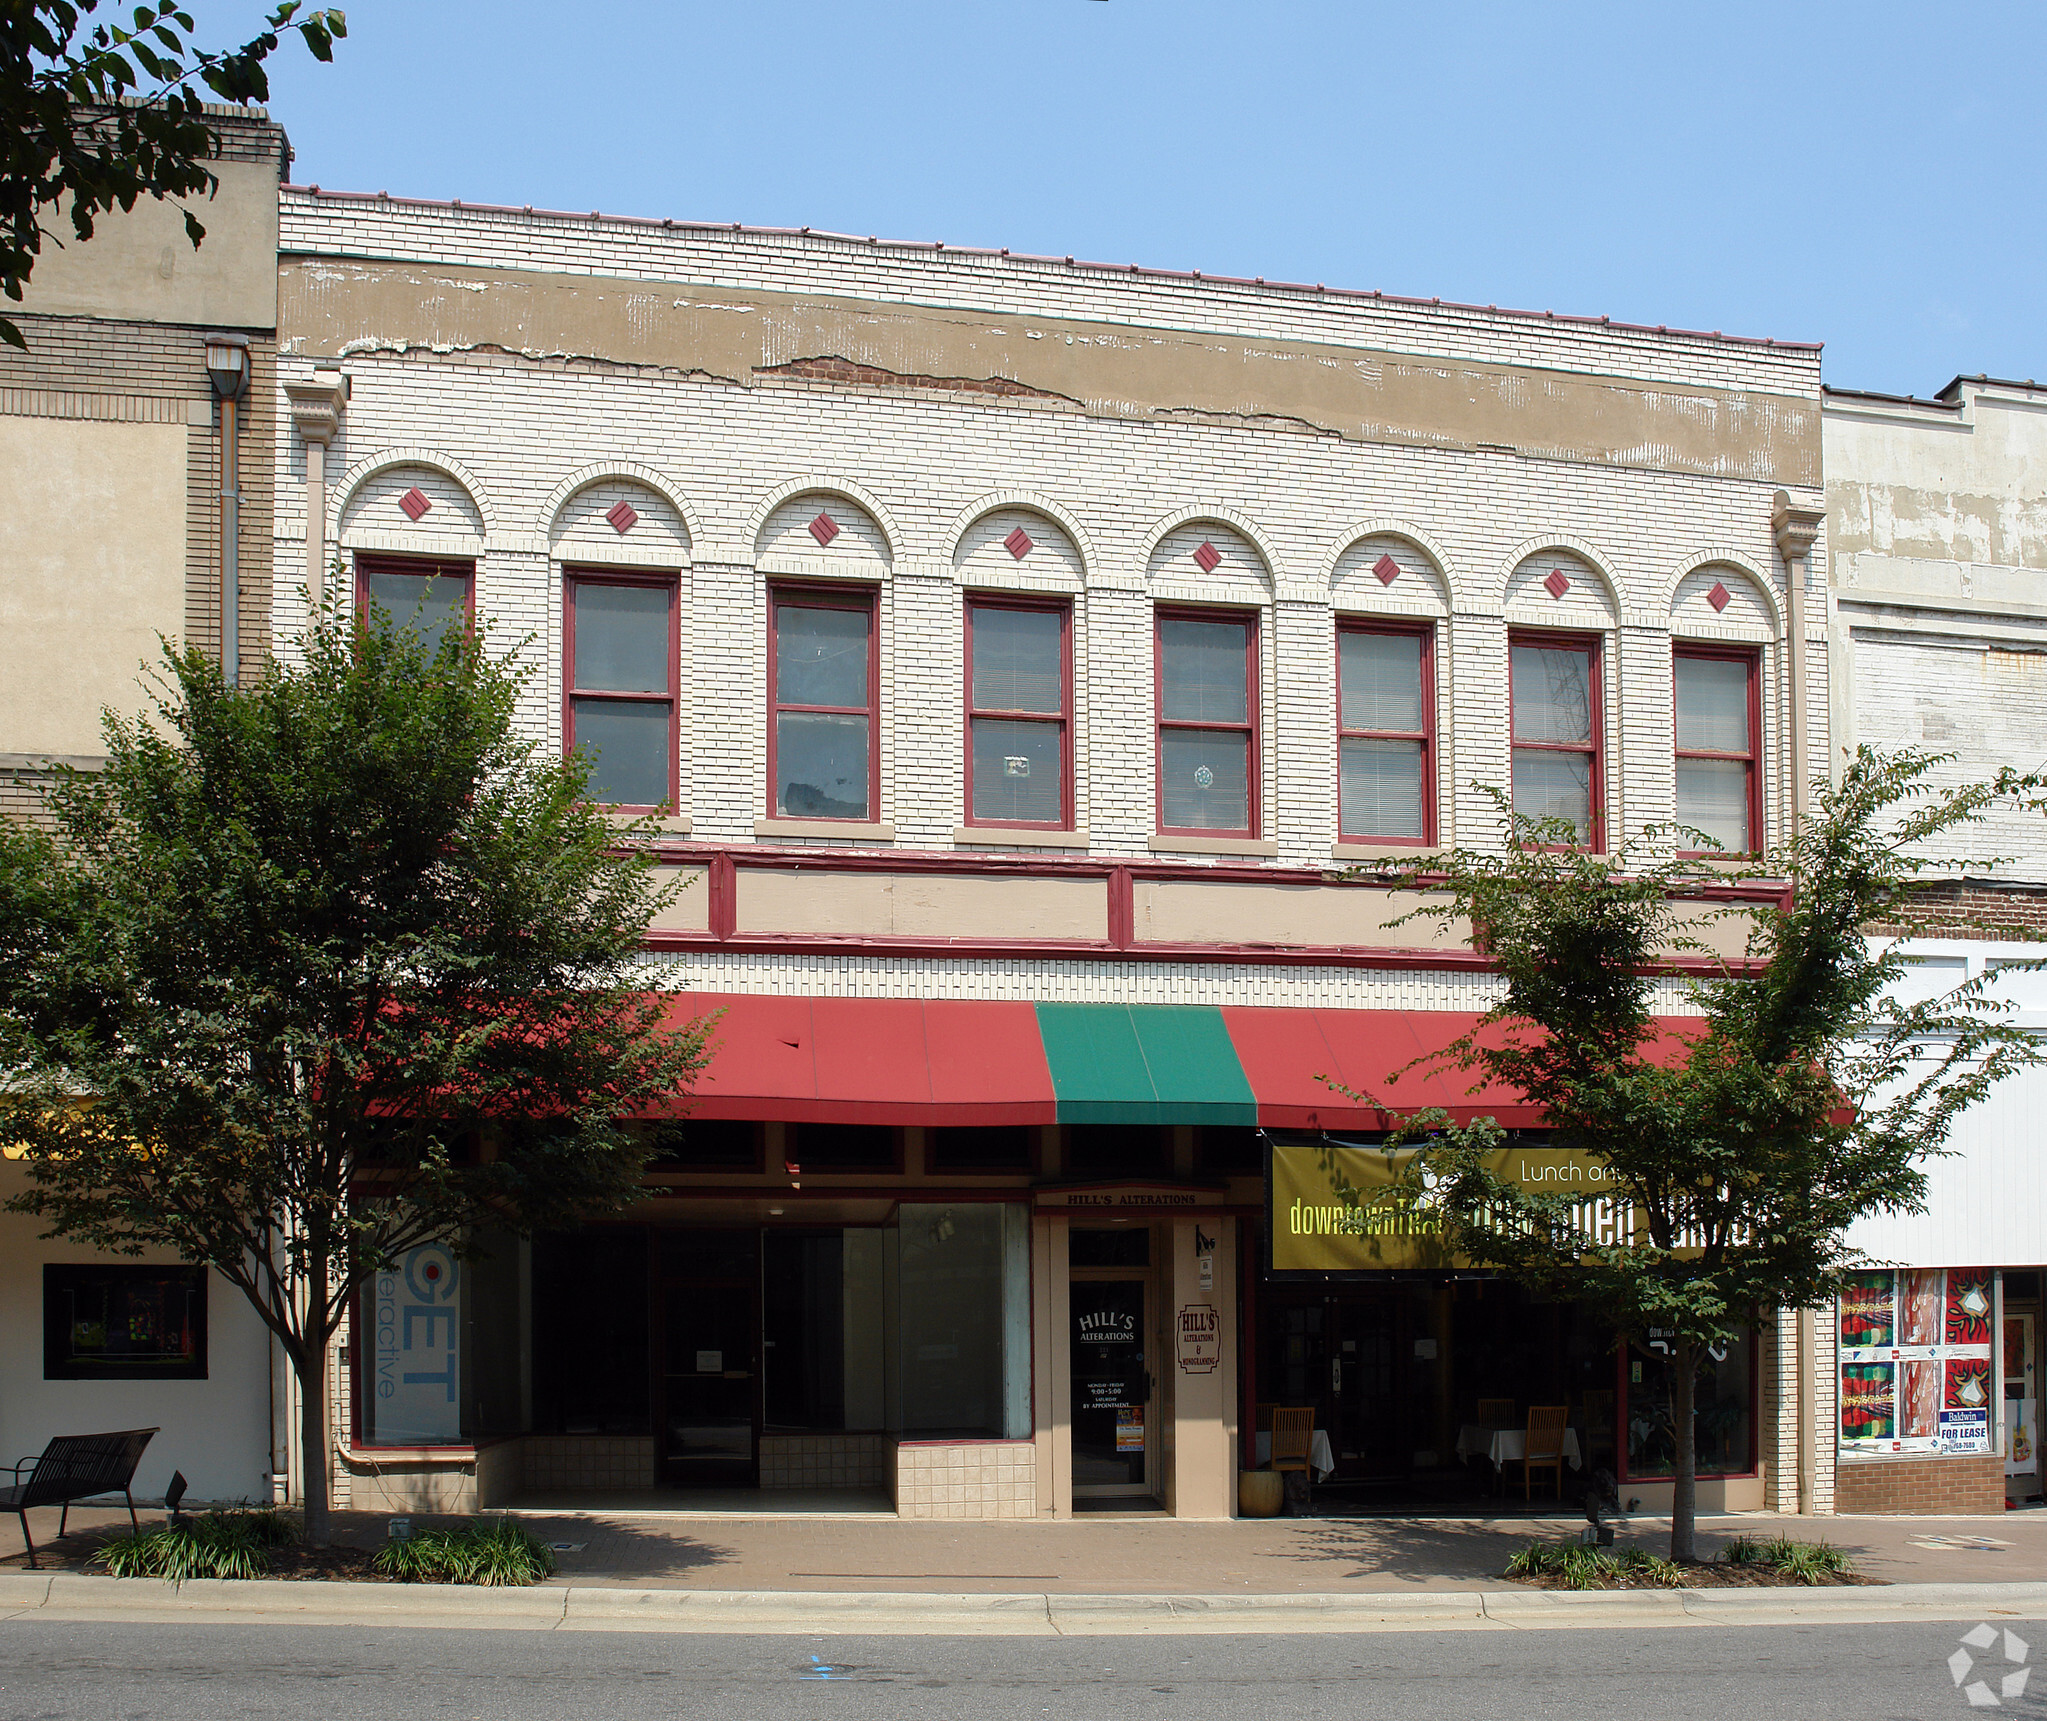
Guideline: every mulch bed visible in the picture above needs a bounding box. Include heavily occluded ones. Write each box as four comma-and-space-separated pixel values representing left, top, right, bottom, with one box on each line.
1511, 1562, 1885, 1590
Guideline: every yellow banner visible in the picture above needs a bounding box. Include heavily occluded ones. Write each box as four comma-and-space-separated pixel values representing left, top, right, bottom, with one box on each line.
1271, 1140, 1655, 1272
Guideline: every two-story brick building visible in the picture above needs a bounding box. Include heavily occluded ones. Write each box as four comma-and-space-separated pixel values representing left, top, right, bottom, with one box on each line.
245, 182, 1831, 1521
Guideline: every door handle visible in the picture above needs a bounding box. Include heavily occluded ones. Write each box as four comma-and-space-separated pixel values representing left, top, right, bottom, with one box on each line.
1331, 1356, 1342, 1393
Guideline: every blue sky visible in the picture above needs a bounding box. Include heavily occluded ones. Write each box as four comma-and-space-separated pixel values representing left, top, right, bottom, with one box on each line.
233, 0, 2045, 396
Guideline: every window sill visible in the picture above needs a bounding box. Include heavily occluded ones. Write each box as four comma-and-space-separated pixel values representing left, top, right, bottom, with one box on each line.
1148, 835, 1280, 858
953, 826, 1091, 849
754, 817, 896, 843
1331, 842, 1440, 863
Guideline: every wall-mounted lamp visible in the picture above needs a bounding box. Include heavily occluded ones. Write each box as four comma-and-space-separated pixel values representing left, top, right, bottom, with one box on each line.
204, 332, 250, 399
203, 333, 250, 683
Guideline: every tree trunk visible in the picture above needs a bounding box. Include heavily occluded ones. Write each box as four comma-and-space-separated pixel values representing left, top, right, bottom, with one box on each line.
301, 1255, 333, 1548
1670, 1338, 1698, 1564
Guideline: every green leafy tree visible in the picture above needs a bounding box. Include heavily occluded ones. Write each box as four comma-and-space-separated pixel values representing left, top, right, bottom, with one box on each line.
2, 1, 346, 348
1339, 752, 2041, 1561
0, 601, 711, 1545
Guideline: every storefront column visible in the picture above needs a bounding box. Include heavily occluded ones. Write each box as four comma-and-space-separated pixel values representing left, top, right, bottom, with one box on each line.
1167, 1217, 1233, 1519
1033, 1214, 1071, 1517
1766, 1307, 1802, 1513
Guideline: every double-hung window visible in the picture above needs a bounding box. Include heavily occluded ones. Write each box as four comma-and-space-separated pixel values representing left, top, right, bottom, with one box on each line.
771, 587, 877, 821
1674, 647, 1760, 854
1156, 610, 1257, 837
1337, 623, 1434, 843
1509, 633, 1602, 846
355, 554, 473, 651
964, 600, 1070, 828
564, 572, 677, 811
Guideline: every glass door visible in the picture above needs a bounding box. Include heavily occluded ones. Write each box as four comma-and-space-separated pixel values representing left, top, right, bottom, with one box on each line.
656, 1229, 759, 1488
1070, 1276, 1154, 1494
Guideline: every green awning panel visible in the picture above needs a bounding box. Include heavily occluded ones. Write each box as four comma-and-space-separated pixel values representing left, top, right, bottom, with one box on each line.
1033, 1002, 1258, 1126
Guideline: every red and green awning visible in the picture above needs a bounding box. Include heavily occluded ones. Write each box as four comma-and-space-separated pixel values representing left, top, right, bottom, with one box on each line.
653, 993, 1669, 1130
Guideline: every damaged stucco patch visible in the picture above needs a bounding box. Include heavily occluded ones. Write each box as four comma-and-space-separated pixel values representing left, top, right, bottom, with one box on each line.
280, 256, 1819, 485
1828, 480, 2047, 572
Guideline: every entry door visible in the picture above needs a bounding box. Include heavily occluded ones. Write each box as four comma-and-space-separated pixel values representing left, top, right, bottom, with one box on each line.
2007, 1311, 2039, 1491
1264, 1293, 1404, 1480
1070, 1278, 1154, 1494
657, 1230, 759, 1488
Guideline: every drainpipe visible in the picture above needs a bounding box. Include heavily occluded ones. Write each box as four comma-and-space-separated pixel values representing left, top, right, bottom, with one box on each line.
204, 334, 251, 684
1772, 492, 1825, 1512
286, 370, 348, 611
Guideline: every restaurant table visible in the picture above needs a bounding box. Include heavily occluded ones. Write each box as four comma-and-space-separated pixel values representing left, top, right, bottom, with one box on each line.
1454, 1422, 1584, 1479
1253, 1429, 1337, 1480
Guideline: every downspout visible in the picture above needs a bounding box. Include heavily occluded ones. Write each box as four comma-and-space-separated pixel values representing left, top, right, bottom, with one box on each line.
1773, 492, 1825, 1513
203, 334, 251, 683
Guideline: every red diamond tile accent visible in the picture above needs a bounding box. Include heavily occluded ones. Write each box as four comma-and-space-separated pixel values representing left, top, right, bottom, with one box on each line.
1003, 526, 1034, 561
398, 486, 431, 521
1192, 540, 1222, 573
1707, 580, 1731, 613
1372, 553, 1401, 586
808, 511, 840, 547
606, 499, 639, 535
1542, 568, 1571, 599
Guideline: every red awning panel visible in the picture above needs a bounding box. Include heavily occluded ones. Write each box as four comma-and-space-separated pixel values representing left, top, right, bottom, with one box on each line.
1221, 1007, 1703, 1131
657, 993, 1056, 1126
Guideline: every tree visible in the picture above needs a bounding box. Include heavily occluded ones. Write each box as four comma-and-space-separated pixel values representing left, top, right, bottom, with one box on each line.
2, 1, 346, 348
0, 601, 712, 1545
1334, 752, 2041, 1562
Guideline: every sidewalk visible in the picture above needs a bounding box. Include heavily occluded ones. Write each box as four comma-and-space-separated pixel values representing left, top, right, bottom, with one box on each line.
6, 1503, 2043, 1594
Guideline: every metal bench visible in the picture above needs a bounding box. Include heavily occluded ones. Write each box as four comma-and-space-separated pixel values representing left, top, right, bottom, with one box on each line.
1, 1428, 158, 1568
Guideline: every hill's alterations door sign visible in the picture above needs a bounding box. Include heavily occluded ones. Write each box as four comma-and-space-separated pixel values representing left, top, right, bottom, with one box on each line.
1838, 1268, 1994, 1457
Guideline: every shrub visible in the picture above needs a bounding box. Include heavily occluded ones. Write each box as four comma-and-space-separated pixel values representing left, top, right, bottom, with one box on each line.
1721, 1534, 1851, 1584
95, 1508, 299, 1582
1506, 1540, 1688, 1590
370, 1518, 555, 1587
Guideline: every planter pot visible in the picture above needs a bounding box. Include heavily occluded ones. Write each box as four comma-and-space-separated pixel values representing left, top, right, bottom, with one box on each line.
1239, 1467, 1285, 1518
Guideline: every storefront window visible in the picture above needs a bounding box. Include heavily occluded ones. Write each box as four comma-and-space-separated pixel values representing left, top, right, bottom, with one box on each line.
531, 1229, 649, 1437
763, 1231, 845, 1431
44, 1263, 206, 1381
896, 1203, 1031, 1439
1624, 1329, 1753, 1477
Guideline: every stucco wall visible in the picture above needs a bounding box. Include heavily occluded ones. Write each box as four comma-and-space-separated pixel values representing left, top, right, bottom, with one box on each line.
0, 1163, 273, 1506
0, 417, 189, 756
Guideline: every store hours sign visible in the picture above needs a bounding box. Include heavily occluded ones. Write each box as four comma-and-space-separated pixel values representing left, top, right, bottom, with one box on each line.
371, 1244, 462, 1445
1838, 1267, 1993, 1457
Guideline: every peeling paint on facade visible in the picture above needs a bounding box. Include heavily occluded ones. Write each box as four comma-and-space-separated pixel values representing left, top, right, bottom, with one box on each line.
279, 257, 1819, 487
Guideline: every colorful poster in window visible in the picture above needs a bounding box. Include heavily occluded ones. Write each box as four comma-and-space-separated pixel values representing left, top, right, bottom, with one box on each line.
1902, 1359, 1941, 1439
1839, 1268, 1995, 1457
1901, 1269, 1944, 1346
1946, 1357, 1992, 1412
1841, 1364, 1895, 1441
1947, 1269, 1992, 1346
368, 1243, 462, 1446
1839, 1272, 1894, 1348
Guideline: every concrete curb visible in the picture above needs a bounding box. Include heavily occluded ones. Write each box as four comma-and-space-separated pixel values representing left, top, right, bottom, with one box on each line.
3, 1574, 2045, 1635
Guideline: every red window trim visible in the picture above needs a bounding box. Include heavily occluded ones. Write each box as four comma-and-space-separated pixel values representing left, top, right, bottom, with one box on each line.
1507, 627, 1606, 852
1334, 617, 1437, 847
1154, 604, 1261, 839
561, 566, 681, 815
353, 551, 476, 628
767, 582, 881, 824
962, 595, 1073, 832
1672, 642, 1763, 858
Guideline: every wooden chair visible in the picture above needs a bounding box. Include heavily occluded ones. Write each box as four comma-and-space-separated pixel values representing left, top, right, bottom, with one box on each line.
1270, 1406, 1316, 1508
1521, 1405, 1569, 1501
1475, 1398, 1515, 1425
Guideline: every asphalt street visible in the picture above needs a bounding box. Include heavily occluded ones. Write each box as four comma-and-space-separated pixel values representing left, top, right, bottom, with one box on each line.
0, 1619, 2035, 1721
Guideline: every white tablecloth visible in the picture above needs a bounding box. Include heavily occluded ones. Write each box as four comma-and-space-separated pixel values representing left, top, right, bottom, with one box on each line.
1254, 1429, 1336, 1480
1454, 1423, 1583, 1472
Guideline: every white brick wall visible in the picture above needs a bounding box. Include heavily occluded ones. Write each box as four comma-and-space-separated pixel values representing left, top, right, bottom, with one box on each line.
271, 202, 1826, 880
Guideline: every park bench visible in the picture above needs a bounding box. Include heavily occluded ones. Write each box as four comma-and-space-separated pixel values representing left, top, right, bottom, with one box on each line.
1, 1428, 157, 1568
